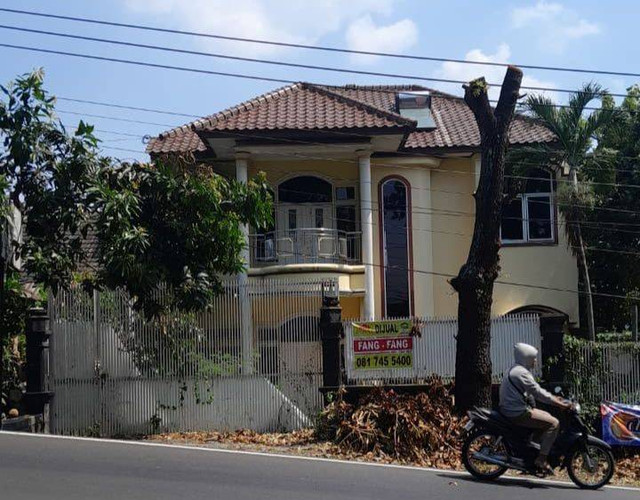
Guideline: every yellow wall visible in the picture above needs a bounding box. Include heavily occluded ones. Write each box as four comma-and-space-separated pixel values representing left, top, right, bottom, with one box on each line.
430, 158, 476, 318
341, 296, 362, 320
230, 156, 579, 324
429, 157, 579, 323
249, 159, 358, 187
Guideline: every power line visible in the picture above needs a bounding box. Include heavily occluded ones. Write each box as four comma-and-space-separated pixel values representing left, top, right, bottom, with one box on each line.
0, 24, 633, 99
57, 96, 200, 118
58, 108, 176, 127
2, 7, 639, 80
0, 42, 295, 85
3, 37, 638, 120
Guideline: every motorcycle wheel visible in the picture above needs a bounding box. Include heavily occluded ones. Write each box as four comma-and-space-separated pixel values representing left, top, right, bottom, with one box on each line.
566, 442, 615, 490
462, 430, 509, 480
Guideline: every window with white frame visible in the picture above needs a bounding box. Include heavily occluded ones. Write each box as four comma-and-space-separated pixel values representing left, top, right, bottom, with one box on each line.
501, 168, 555, 244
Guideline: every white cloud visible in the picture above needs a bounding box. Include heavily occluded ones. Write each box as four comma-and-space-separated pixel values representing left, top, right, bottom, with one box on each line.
435, 43, 558, 101
511, 1, 563, 28
345, 15, 418, 65
563, 19, 600, 39
124, 0, 405, 57
510, 1, 600, 52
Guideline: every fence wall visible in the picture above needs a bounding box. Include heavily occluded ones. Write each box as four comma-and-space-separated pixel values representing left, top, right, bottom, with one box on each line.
568, 342, 640, 405
49, 279, 329, 437
344, 314, 541, 384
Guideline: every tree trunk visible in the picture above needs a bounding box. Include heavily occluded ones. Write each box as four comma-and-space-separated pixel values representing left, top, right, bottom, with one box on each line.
575, 219, 596, 340
451, 67, 523, 413
569, 168, 596, 340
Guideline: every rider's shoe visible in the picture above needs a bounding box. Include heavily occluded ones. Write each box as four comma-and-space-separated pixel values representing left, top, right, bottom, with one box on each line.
533, 465, 555, 477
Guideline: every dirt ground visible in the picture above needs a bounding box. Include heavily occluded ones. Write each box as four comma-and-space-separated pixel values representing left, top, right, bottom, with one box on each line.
142, 429, 640, 488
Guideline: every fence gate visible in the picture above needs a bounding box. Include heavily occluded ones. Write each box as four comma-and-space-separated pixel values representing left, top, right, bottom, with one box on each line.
48, 279, 330, 437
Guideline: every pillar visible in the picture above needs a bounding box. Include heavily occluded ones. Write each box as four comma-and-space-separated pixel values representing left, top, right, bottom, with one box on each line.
23, 307, 53, 420
358, 150, 375, 320
320, 290, 342, 392
539, 314, 568, 384
235, 152, 253, 375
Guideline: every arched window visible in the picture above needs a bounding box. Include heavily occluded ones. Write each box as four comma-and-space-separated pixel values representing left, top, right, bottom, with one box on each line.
278, 176, 332, 203
380, 178, 412, 317
501, 168, 555, 244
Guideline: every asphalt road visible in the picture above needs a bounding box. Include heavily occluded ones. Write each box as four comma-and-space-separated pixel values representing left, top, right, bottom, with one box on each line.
0, 432, 637, 500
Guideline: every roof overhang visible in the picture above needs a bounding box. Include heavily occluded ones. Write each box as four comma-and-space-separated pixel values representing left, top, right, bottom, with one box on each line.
198, 127, 410, 160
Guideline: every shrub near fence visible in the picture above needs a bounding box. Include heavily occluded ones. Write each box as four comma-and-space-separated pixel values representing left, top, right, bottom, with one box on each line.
565, 337, 640, 409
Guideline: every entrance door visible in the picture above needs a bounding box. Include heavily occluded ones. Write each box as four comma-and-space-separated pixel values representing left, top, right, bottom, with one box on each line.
277, 204, 333, 263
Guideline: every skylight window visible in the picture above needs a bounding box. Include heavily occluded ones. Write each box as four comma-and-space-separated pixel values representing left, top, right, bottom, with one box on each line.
396, 91, 436, 129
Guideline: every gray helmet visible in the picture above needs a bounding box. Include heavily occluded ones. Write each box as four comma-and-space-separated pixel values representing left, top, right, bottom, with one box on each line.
514, 342, 538, 369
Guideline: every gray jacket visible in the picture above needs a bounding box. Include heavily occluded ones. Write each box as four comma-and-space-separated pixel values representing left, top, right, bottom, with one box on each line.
499, 364, 556, 417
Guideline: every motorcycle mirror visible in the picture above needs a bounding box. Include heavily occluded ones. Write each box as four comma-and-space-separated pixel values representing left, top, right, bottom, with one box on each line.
554, 386, 563, 394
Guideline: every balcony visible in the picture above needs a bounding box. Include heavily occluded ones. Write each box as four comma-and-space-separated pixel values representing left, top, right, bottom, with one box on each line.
250, 229, 362, 268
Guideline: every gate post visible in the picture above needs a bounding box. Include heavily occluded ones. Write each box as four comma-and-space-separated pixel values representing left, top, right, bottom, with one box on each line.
320, 284, 342, 392
540, 314, 567, 385
23, 307, 53, 430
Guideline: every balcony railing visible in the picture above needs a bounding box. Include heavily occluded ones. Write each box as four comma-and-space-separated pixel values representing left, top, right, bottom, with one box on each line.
250, 229, 362, 267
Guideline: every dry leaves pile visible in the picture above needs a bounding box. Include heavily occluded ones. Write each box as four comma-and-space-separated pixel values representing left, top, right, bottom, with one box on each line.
615, 454, 640, 485
150, 428, 316, 447
317, 377, 465, 468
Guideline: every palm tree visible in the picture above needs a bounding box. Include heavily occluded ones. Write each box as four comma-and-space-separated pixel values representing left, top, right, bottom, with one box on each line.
508, 83, 615, 340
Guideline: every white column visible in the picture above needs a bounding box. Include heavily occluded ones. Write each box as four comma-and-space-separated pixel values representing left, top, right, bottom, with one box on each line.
358, 150, 375, 320
235, 152, 253, 375
474, 154, 482, 192
235, 153, 250, 269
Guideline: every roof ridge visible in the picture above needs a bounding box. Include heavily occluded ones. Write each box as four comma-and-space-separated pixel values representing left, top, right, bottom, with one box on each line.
306, 83, 416, 127
158, 83, 301, 140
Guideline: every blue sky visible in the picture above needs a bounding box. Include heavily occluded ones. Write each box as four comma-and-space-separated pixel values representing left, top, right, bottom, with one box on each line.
1, 0, 638, 161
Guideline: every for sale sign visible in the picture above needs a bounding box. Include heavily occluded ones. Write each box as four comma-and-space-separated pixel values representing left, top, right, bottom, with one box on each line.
352, 320, 414, 370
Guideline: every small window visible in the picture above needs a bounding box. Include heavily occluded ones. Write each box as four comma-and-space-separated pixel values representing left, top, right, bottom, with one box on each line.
501, 169, 555, 244
501, 198, 524, 241
336, 186, 356, 201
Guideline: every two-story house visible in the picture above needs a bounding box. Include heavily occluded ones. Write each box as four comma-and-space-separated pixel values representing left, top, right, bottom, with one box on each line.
147, 83, 578, 325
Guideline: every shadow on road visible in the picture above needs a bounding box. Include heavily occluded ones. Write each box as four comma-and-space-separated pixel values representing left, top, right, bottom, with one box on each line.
436, 472, 577, 491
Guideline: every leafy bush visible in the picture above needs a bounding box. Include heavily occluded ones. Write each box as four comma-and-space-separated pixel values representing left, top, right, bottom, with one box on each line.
1, 274, 36, 416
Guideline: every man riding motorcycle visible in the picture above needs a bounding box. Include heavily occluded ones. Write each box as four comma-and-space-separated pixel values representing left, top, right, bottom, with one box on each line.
499, 343, 573, 473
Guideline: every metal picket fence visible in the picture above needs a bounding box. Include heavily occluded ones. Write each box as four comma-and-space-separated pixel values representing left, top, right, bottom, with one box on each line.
567, 342, 640, 405
48, 279, 331, 437
344, 314, 542, 384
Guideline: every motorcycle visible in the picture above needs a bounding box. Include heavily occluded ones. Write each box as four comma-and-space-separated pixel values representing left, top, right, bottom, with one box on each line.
461, 390, 615, 489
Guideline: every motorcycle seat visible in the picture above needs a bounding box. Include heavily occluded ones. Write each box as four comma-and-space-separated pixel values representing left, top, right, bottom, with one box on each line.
474, 408, 533, 435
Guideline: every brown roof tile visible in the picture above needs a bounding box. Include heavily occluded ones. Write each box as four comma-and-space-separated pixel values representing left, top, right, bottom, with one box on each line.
147, 83, 554, 154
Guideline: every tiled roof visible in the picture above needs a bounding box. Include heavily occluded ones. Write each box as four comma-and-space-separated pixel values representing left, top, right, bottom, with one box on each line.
147, 83, 555, 154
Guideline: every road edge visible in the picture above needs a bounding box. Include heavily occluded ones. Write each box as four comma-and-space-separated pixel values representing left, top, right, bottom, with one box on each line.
1, 430, 638, 492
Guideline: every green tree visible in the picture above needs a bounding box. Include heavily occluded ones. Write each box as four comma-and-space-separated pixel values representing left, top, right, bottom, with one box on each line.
508, 84, 615, 339
1, 70, 273, 415
584, 86, 640, 331
1, 70, 101, 413
89, 157, 272, 316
